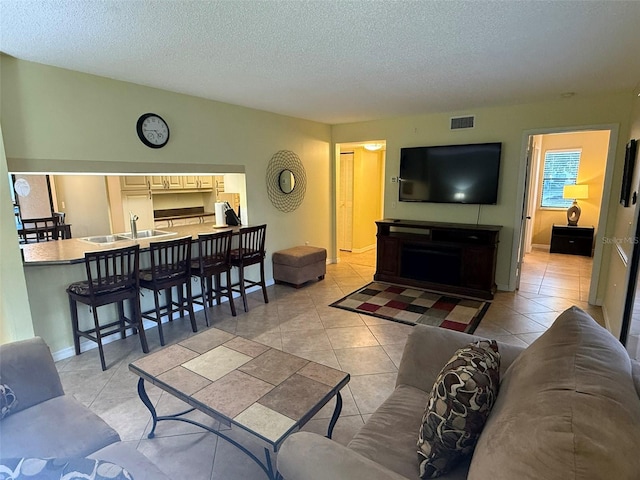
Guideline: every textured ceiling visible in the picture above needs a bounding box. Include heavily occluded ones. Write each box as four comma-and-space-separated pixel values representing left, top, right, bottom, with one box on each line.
1, 0, 639, 124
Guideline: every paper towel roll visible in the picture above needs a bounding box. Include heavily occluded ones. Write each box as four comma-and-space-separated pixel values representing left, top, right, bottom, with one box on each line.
215, 202, 227, 226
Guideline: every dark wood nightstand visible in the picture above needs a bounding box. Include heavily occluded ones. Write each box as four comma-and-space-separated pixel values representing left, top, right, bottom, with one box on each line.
550, 224, 594, 257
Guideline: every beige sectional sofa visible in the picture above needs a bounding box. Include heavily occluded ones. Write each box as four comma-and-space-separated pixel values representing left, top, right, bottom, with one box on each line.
278, 306, 640, 479
0, 337, 170, 480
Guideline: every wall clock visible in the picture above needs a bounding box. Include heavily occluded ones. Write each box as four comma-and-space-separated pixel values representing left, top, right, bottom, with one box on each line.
136, 113, 170, 148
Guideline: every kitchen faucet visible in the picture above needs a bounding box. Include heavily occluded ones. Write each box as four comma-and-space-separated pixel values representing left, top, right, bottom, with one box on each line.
130, 211, 139, 239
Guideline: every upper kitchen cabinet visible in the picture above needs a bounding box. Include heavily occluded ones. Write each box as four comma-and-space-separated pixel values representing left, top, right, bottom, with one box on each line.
149, 175, 183, 191
120, 175, 149, 191
199, 176, 213, 189
182, 175, 213, 190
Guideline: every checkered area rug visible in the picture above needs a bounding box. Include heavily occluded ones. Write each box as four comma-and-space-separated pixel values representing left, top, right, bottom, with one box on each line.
330, 282, 490, 333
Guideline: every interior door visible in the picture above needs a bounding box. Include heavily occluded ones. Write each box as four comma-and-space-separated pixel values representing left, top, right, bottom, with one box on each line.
515, 136, 534, 290
339, 153, 354, 251
524, 137, 541, 254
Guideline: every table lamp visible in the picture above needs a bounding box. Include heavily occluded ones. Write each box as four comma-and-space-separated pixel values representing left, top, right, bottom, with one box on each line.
563, 184, 589, 226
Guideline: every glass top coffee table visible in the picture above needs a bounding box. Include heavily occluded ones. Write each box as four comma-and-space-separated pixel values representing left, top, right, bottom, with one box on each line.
129, 327, 350, 479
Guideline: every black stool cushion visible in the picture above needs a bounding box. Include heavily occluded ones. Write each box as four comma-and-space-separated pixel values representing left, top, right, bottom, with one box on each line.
67, 277, 129, 296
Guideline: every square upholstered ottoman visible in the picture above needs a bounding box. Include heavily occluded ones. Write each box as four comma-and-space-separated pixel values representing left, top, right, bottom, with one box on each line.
273, 246, 327, 288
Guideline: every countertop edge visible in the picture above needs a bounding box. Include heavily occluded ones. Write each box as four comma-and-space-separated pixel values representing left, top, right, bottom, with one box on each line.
21, 223, 240, 266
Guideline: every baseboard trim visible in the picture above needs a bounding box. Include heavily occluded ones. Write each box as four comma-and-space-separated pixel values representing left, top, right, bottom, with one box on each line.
51, 280, 275, 362
601, 302, 613, 333
349, 244, 376, 254
531, 244, 550, 251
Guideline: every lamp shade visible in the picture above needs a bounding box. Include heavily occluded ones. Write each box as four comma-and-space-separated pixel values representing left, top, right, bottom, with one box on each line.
563, 184, 589, 200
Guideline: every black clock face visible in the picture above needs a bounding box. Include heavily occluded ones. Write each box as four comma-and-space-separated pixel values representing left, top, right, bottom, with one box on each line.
136, 113, 170, 148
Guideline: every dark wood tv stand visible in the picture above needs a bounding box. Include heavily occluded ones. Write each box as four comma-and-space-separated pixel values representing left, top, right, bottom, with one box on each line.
375, 219, 502, 300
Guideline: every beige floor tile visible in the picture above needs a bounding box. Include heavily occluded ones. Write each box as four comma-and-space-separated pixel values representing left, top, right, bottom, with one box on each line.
53, 247, 605, 479
280, 329, 333, 354
348, 373, 397, 415
326, 326, 380, 349
473, 322, 513, 338
491, 334, 530, 349
334, 346, 397, 376
540, 276, 580, 290
485, 314, 547, 335
517, 282, 540, 294
367, 323, 413, 346
494, 296, 555, 315
515, 332, 546, 345
537, 286, 581, 301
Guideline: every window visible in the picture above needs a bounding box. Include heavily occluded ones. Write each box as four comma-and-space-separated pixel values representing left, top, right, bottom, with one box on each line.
540, 150, 581, 208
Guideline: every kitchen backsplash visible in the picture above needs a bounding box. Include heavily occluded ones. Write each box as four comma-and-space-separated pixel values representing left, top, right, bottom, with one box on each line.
152, 192, 214, 211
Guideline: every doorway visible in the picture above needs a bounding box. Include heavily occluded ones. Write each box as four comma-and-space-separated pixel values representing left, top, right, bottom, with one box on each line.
335, 142, 385, 260
515, 126, 616, 305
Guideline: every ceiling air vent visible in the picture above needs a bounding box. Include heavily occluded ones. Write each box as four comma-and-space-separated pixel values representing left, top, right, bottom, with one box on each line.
450, 115, 475, 130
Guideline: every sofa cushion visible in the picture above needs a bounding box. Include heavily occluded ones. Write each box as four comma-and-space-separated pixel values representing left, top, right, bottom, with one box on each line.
468, 306, 640, 480
347, 384, 470, 480
0, 395, 120, 458
0, 337, 64, 414
0, 457, 133, 480
417, 340, 500, 478
0, 384, 17, 419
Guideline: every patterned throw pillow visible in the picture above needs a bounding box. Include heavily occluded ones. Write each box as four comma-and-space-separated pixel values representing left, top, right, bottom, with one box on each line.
417, 340, 500, 478
0, 384, 17, 420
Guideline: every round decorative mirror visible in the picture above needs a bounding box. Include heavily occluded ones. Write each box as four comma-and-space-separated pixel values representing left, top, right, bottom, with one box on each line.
279, 169, 296, 194
266, 150, 307, 212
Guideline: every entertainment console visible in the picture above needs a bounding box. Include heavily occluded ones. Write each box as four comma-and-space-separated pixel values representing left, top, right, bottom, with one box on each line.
375, 219, 502, 300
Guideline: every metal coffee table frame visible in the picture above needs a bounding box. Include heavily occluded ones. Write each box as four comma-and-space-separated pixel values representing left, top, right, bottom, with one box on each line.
133, 371, 349, 480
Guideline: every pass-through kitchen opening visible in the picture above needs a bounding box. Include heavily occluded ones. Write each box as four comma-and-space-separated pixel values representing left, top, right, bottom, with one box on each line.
8, 173, 248, 242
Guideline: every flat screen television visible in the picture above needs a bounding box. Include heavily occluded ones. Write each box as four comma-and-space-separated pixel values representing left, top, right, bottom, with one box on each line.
399, 142, 501, 204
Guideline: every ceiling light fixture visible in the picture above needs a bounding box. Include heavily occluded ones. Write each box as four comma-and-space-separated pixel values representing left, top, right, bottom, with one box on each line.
364, 143, 383, 151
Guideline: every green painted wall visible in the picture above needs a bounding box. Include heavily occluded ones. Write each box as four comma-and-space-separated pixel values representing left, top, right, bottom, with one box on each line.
0, 125, 34, 343
333, 93, 634, 302
1, 55, 637, 345
603, 94, 640, 336
0, 56, 333, 344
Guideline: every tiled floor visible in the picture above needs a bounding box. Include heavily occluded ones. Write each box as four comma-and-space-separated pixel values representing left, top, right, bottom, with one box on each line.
54, 247, 602, 479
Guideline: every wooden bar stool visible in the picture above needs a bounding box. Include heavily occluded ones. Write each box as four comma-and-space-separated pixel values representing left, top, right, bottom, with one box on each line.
139, 236, 197, 345
230, 224, 269, 312
191, 230, 237, 326
67, 244, 148, 371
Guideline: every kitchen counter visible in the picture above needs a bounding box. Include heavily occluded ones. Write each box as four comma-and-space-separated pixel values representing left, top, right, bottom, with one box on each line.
20, 222, 245, 356
22, 222, 240, 266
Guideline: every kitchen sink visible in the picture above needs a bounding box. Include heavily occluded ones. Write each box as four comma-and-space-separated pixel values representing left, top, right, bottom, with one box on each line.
116, 229, 176, 239
79, 230, 176, 245
79, 234, 128, 245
